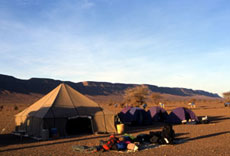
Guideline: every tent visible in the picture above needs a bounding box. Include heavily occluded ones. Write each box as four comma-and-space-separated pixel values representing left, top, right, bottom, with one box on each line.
118, 107, 151, 125
121, 106, 132, 114
166, 107, 198, 124
15, 83, 116, 137
147, 106, 168, 122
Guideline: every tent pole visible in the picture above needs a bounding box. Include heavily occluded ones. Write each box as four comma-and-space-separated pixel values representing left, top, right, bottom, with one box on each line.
89, 117, 94, 134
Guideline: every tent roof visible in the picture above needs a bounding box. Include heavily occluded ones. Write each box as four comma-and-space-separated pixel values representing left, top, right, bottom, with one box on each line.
149, 106, 167, 113
121, 106, 132, 114
15, 83, 107, 118
169, 107, 198, 121
148, 106, 168, 118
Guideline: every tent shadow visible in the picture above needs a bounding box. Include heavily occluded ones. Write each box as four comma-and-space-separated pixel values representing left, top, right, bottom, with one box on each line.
175, 132, 189, 137
207, 116, 230, 124
188, 131, 230, 141
174, 131, 230, 145
0, 134, 110, 153
124, 122, 166, 134
0, 134, 36, 147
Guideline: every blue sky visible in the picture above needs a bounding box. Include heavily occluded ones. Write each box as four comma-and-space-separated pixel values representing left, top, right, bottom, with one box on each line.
0, 0, 230, 96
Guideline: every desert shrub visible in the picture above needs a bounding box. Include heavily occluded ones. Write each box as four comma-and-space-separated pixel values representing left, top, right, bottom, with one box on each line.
0, 105, 3, 111
119, 102, 125, 108
108, 102, 113, 106
108, 99, 114, 106
123, 85, 150, 107
14, 105, 18, 110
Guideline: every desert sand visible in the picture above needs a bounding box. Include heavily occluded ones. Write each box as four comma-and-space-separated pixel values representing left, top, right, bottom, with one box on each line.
0, 95, 230, 156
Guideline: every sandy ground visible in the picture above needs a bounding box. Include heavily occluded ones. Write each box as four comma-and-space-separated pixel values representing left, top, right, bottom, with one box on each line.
0, 99, 230, 156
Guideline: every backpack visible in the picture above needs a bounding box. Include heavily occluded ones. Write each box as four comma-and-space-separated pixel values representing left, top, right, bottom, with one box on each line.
160, 124, 175, 144
102, 135, 120, 150
149, 131, 161, 143
135, 134, 150, 143
116, 141, 127, 150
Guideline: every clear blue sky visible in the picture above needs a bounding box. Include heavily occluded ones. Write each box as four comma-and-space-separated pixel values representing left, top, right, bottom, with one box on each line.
0, 0, 230, 96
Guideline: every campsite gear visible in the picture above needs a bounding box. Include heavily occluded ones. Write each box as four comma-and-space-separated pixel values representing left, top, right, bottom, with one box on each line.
116, 141, 127, 150
72, 145, 98, 153
123, 135, 132, 142
186, 120, 197, 125
50, 128, 57, 135
200, 116, 209, 124
99, 140, 107, 146
149, 124, 175, 144
111, 143, 118, 150
15, 83, 116, 137
118, 107, 151, 125
102, 135, 120, 151
41, 129, 49, 140
149, 131, 161, 143
147, 106, 168, 122
123, 133, 136, 141
117, 123, 125, 134
119, 137, 125, 142
125, 141, 131, 144
160, 124, 175, 144
149, 135, 159, 143
50, 128, 59, 138
135, 134, 150, 143
166, 107, 198, 124
127, 143, 139, 151
115, 115, 122, 124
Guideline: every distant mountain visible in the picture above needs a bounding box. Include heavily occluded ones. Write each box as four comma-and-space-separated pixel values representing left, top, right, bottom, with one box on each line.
0, 74, 220, 98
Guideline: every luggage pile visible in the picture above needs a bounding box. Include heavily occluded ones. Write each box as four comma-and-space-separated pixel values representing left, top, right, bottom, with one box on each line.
73, 124, 175, 153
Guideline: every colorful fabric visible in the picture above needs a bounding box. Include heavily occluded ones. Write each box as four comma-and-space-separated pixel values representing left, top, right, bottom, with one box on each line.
102, 135, 120, 151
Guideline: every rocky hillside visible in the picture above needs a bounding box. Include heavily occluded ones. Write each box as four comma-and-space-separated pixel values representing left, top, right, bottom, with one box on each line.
0, 74, 220, 98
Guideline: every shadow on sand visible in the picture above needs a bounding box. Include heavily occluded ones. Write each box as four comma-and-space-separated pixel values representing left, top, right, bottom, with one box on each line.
0, 123, 168, 153
187, 131, 230, 142
2, 120, 229, 153
0, 134, 36, 147
207, 116, 230, 124
0, 133, 110, 153
174, 131, 230, 145
125, 122, 165, 134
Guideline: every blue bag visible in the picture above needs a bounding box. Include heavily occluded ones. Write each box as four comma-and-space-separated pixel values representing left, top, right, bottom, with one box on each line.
116, 142, 127, 150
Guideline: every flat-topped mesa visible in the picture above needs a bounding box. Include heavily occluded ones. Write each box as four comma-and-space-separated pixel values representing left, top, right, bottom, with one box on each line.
0, 74, 220, 98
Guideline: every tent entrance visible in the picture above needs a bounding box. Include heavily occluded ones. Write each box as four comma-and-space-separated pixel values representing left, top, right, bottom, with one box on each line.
66, 116, 93, 135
